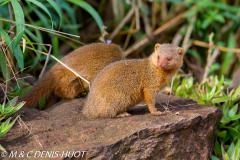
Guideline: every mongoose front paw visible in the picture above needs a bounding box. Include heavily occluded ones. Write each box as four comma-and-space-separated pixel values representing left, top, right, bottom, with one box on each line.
151, 111, 166, 116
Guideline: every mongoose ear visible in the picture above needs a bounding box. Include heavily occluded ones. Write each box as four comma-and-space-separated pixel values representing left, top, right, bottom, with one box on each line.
155, 43, 161, 51
178, 48, 185, 56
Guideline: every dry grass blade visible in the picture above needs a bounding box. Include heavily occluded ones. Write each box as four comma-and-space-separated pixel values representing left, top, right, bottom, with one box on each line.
38, 44, 52, 78
202, 33, 220, 81
193, 40, 240, 53
182, 16, 196, 50
0, 17, 83, 44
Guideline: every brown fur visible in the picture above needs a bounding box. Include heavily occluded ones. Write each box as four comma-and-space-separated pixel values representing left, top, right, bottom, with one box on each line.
20, 43, 124, 108
83, 43, 184, 118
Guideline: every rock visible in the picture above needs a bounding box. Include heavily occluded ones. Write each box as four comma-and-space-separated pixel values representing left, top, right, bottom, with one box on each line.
0, 94, 222, 160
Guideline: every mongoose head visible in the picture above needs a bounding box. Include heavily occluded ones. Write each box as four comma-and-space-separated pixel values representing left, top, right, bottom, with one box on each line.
151, 43, 185, 71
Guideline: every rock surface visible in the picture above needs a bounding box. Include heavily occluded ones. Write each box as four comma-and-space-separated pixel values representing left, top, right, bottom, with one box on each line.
0, 94, 222, 160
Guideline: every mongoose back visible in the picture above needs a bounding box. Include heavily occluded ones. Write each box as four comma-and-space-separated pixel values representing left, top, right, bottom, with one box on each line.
83, 43, 184, 118
20, 43, 124, 108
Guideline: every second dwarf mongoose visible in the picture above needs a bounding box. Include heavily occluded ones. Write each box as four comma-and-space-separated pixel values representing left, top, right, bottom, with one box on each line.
20, 43, 124, 108
83, 43, 184, 118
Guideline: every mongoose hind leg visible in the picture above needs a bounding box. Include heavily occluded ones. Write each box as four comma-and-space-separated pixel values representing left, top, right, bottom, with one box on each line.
43, 95, 61, 109
54, 77, 86, 99
116, 112, 132, 118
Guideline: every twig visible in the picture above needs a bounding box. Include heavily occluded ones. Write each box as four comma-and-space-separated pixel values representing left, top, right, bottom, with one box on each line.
38, 44, 52, 79
159, 101, 198, 108
1, 66, 32, 84
17, 117, 43, 149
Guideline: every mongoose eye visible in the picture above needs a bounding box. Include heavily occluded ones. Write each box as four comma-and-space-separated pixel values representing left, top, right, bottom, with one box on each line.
167, 57, 172, 61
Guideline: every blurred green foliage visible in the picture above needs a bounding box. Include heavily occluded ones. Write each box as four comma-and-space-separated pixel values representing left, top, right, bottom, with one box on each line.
173, 75, 240, 159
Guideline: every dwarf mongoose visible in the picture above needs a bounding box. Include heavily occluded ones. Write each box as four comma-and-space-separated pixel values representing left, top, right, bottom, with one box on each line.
20, 43, 124, 108
83, 43, 184, 118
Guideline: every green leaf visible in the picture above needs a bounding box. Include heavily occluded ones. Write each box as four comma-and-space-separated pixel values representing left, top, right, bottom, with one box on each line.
214, 15, 225, 23
5, 97, 18, 108
223, 102, 230, 117
221, 142, 230, 160
208, 86, 216, 99
12, 45, 24, 70
0, 117, 18, 137
34, 9, 52, 29
220, 34, 235, 75
223, 153, 230, 160
0, 29, 13, 51
221, 116, 230, 124
209, 63, 221, 74
212, 97, 230, 104
0, 0, 10, 6
213, 139, 221, 157
47, 0, 62, 29
187, 49, 204, 64
26, 0, 53, 29
0, 50, 7, 79
211, 155, 220, 160
229, 114, 240, 121
226, 127, 240, 139
236, 140, 240, 148
0, 29, 24, 69
232, 86, 240, 99
208, 2, 240, 13
227, 142, 235, 158
24, 28, 43, 44
68, 0, 104, 33
202, 18, 212, 29
217, 130, 226, 138
60, 0, 77, 25
22, 34, 38, 56
4, 102, 24, 116
10, 0, 25, 48
0, 144, 6, 152
228, 104, 238, 118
